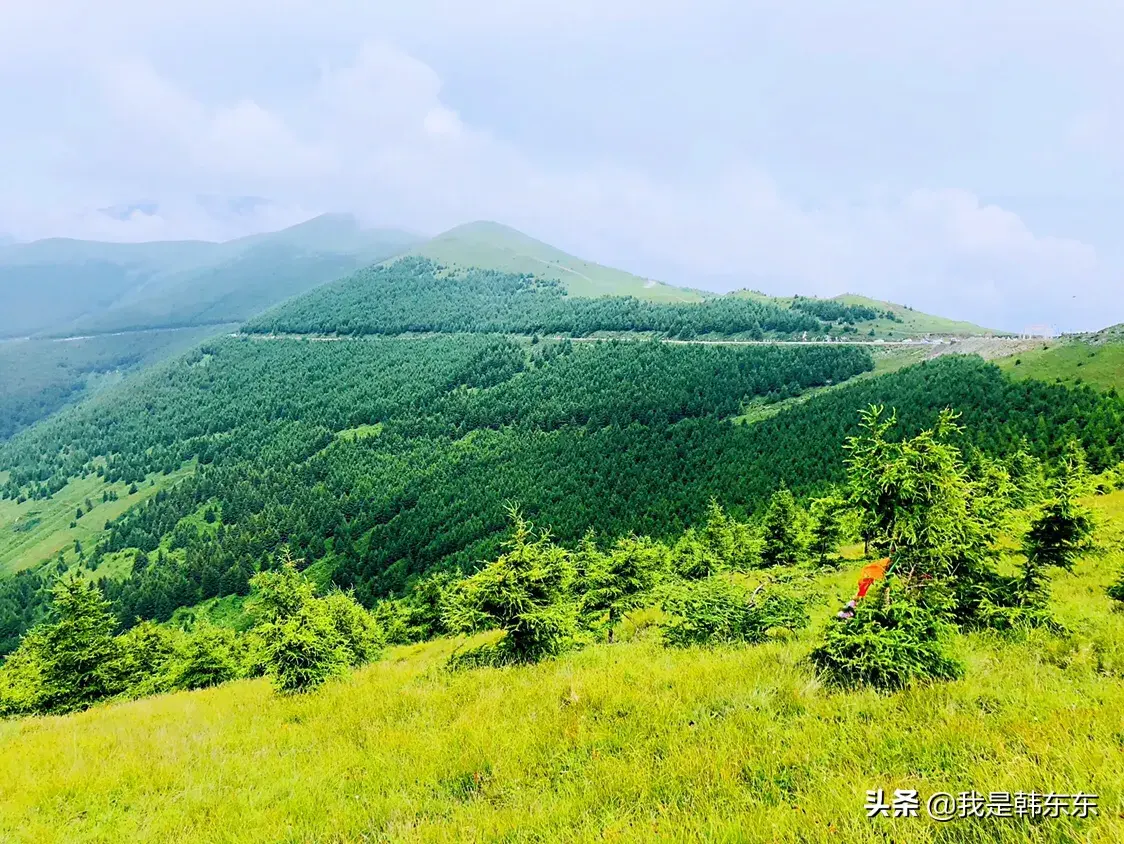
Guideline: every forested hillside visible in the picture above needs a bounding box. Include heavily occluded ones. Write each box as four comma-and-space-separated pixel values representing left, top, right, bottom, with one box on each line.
244, 257, 884, 339
0, 328, 231, 440
2, 330, 1122, 649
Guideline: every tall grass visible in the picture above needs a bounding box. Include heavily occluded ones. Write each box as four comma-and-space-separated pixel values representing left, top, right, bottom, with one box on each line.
2, 494, 1123, 843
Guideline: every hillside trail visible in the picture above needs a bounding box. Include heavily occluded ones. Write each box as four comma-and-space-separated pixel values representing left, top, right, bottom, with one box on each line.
236, 331, 1040, 361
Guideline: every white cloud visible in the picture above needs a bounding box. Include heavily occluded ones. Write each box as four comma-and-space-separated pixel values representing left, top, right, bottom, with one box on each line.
1, 4, 1121, 332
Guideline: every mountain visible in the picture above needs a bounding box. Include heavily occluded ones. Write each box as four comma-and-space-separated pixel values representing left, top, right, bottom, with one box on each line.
409, 222, 998, 338
0, 215, 419, 339
410, 221, 705, 303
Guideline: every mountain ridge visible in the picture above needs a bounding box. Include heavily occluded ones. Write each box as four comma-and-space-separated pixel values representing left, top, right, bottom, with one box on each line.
0, 214, 419, 339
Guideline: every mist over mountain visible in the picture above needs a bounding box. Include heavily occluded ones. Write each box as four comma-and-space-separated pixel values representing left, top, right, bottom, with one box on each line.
0, 213, 418, 338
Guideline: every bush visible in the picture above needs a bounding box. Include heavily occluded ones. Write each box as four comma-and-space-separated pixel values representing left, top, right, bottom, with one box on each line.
247, 554, 356, 693
809, 578, 963, 691
1108, 572, 1124, 604
0, 631, 51, 716
118, 621, 181, 697
657, 576, 809, 648
167, 622, 243, 691
321, 590, 384, 666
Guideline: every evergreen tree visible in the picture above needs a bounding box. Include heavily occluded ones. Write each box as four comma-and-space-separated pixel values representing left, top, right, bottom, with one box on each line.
760, 487, 803, 567
168, 622, 242, 691
445, 506, 578, 664
810, 579, 962, 690
1023, 442, 1096, 572
581, 535, 669, 641
39, 578, 124, 713
247, 550, 349, 693
809, 493, 846, 565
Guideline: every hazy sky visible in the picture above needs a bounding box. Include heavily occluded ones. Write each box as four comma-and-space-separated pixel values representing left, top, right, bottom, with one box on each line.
2, 1, 1122, 332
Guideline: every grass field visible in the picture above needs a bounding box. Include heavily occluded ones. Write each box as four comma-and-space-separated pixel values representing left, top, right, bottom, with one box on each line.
994, 340, 1124, 392
0, 464, 194, 576
2, 492, 1122, 843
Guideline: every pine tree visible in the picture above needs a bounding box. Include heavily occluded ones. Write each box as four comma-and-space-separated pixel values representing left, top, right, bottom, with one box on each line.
581, 535, 669, 641
1023, 442, 1095, 572
247, 550, 339, 692
168, 622, 242, 691
760, 487, 803, 567
39, 578, 124, 713
809, 493, 846, 565
445, 505, 578, 664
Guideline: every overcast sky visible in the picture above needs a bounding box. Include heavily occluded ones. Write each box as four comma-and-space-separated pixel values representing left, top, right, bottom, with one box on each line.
2, 1, 1122, 332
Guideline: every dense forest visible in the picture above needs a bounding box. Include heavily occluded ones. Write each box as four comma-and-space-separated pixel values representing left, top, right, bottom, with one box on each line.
0, 328, 226, 441
789, 297, 896, 324
2, 332, 1123, 649
243, 257, 836, 339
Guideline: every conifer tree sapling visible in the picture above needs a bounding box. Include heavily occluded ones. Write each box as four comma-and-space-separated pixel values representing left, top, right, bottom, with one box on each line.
760, 486, 803, 567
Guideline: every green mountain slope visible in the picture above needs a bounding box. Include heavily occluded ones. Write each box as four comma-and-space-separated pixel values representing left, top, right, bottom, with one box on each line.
0, 327, 234, 441
832, 293, 1000, 338
0, 215, 419, 338
410, 221, 704, 303
3, 485, 1123, 843
409, 222, 996, 337
994, 337, 1124, 392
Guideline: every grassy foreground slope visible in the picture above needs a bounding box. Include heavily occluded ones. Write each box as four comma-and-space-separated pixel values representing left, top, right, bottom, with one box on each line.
3, 493, 1122, 843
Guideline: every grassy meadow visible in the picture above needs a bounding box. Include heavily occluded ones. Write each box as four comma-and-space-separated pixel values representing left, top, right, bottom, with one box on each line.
0, 464, 195, 576
2, 493, 1122, 843
994, 341, 1124, 392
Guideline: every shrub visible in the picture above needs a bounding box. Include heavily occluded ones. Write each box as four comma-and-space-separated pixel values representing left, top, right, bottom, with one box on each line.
0, 631, 51, 716
1108, 571, 1124, 604
657, 576, 809, 648
118, 621, 181, 697
321, 590, 384, 666
167, 622, 243, 691
810, 578, 963, 691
